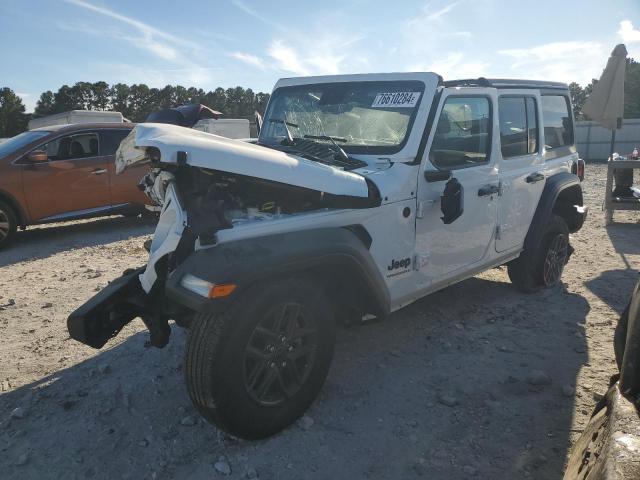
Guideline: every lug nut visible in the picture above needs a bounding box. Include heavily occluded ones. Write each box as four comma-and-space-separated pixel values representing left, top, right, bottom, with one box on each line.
269, 362, 276, 368
281, 361, 287, 367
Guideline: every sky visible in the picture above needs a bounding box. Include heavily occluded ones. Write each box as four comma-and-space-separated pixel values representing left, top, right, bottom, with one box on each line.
2, 0, 639, 113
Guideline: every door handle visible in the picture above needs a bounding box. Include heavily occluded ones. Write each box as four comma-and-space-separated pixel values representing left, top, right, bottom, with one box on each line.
91, 168, 107, 175
526, 172, 545, 184
478, 184, 500, 197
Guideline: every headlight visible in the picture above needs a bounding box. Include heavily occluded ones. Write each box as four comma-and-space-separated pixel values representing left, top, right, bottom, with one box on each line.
180, 274, 237, 298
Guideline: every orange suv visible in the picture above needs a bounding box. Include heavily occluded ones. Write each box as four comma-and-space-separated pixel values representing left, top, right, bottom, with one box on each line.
0, 123, 148, 249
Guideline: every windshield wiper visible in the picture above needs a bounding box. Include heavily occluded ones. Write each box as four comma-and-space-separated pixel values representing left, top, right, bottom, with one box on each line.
267, 114, 298, 145
303, 134, 348, 143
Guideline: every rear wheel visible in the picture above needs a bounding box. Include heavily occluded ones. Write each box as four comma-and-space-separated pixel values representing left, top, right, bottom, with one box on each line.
508, 214, 570, 293
0, 201, 17, 250
185, 277, 336, 439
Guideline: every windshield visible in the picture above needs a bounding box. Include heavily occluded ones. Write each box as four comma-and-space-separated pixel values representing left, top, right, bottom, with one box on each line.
259, 81, 425, 155
0, 131, 50, 158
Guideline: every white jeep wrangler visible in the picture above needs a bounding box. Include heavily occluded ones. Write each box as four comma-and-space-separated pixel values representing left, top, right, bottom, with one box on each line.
68, 73, 587, 439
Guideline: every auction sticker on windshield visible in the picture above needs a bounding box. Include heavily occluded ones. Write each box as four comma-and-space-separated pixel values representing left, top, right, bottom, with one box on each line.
372, 92, 421, 108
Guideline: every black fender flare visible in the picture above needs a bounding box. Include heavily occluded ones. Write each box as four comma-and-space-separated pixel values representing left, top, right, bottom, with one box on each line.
523, 172, 585, 251
619, 278, 640, 396
165, 227, 391, 318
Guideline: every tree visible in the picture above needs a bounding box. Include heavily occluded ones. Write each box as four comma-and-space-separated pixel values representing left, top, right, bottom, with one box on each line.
0, 88, 28, 137
624, 58, 640, 118
34, 90, 55, 116
7, 81, 271, 134
568, 82, 586, 119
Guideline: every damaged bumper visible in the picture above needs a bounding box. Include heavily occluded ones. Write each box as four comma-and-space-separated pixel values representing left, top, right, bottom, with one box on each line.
67, 268, 146, 349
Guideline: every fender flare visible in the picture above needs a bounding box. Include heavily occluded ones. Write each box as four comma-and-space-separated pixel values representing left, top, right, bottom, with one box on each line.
523, 172, 584, 251
619, 279, 640, 396
165, 227, 391, 318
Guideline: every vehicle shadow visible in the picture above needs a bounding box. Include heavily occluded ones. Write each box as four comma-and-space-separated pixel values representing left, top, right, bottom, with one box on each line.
605, 223, 640, 267
0, 216, 155, 268
0, 275, 589, 480
585, 268, 639, 314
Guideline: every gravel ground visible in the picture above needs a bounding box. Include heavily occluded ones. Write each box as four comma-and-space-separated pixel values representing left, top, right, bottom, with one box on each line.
0, 164, 639, 480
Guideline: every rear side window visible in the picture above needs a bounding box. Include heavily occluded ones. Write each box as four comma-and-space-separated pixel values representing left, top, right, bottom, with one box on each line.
498, 96, 538, 158
100, 129, 132, 156
429, 96, 491, 169
541, 95, 573, 149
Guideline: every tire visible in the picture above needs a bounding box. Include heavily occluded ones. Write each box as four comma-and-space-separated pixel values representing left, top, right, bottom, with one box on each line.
614, 303, 630, 371
0, 201, 18, 250
508, 214, 570, 293
185, 277, 336, 439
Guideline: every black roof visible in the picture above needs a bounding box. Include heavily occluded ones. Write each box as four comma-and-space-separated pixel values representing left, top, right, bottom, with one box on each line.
443, 77, 568, 90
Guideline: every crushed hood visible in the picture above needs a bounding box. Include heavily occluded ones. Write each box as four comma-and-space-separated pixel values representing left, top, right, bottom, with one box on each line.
116, 123, 371, 198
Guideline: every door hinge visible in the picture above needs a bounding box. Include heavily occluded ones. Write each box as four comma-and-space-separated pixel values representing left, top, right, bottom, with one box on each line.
495, 225, 502, 240
417, 201, 425, 219
498, 181, 503, 196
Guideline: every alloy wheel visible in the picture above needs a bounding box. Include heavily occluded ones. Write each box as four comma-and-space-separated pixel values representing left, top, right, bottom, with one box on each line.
243, 302, 318, 406
0, 208, 10, 242
543, 234, 568, 286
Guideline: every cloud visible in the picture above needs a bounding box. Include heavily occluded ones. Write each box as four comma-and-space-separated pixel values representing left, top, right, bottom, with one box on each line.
267, 40, 310, 76
408, 52, 490, 79
231, 0, 283, 30
426, 1, 461, 21
618, 20, 640, 44
499, 41, 606, 85
62, 0, 212, 83
231, 52, 267, 70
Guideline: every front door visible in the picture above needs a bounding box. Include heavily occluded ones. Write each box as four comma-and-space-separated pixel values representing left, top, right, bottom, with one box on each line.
21, 131, 111, 221
415, 90, 499, 286
495, 94, 545, 252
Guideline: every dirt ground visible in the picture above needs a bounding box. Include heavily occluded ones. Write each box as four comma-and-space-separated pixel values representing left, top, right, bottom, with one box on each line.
0, 164, 638, 480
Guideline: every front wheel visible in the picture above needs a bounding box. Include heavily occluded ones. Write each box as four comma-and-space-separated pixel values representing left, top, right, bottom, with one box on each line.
185, 277, 336, 439
508, 214, 571, 293
0, 201, 18, 250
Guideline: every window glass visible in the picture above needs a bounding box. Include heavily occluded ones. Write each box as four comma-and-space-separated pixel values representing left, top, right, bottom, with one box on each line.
541, 95, 573, 148
41, 133, 99, 161
260, 80, 425, 155
0, 131, 49, 157
100, 129, 131, 155
526, 97, 538, 154
498, 97, 527, 158
429, 97, 491, 169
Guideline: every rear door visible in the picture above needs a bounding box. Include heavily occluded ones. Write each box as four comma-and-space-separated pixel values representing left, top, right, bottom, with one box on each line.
415, 89, 499, 284
21, 130, 111, 221
100, 129, 148, 207
495, 93, 545, 252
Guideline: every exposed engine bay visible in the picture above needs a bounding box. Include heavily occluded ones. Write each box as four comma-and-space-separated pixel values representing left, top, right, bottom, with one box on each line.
139, 163, 379, 247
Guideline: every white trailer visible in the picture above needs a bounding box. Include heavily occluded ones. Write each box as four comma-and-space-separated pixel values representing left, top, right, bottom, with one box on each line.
28, 110, 125, 130
193, 118, 251, 139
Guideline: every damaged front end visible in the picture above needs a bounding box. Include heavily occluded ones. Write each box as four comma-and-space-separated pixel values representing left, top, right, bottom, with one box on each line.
68, 123, 381, 349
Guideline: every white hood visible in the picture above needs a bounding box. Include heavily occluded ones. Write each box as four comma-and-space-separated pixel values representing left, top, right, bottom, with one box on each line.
116, 123, 371, 198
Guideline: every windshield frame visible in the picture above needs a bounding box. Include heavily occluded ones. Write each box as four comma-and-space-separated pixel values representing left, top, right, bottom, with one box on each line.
0, 131, 51, 158
259, 80, 426, 156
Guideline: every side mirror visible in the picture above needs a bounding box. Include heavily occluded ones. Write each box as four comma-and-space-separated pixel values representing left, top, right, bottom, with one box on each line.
440, 178, 464, 224
424, 170, 452, 183
27, 150, 48, 163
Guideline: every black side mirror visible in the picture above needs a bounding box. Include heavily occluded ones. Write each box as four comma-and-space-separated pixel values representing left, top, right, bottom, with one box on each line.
440, 178, 464, 224
424, 170, 452, 182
